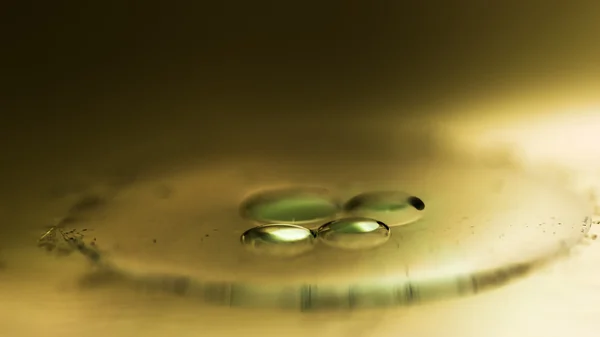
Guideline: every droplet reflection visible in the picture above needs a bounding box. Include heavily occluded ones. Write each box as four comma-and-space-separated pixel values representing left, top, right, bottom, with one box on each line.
240, 224, 316, 257
317, 217, 390, 250
240, 187, 340, 225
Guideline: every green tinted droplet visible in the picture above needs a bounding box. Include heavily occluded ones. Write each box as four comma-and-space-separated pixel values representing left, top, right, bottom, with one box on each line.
240, 187, 340, 225
343, 190, 424, 227
240, 224, 316, 257
317, 217, 390, 250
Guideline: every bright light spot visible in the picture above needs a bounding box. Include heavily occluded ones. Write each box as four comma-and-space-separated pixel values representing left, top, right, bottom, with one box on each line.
478, 108, 600, 167
447, 103, 600, 213
355, 220, 381, 232
270, 227, 311, 242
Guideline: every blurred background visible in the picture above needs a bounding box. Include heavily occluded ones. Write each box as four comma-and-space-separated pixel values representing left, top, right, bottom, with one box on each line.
2, 1, 599, 182
1, 1, 600, 336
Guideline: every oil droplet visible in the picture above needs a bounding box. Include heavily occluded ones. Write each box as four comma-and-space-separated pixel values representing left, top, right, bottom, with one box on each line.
240, 224, 316, 257
343, 191, 424, 227
317, 217, 390, 250
240, 187, 340, 225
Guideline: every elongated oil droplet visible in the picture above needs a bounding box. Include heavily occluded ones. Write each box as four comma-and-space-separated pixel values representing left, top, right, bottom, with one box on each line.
240, 224, 316, 257
240, 187, 340, 225
317, 217, 390, 250
344, 191, 424, 227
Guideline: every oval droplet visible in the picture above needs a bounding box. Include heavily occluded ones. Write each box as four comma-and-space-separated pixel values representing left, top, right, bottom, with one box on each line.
240, 224, 317, 257
343, 190, 425, 227
239, 187, 341, 225
317, 217, 390, 250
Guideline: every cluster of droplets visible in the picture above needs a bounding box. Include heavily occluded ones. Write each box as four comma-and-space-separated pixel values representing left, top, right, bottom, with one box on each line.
239, 187, 425, 257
